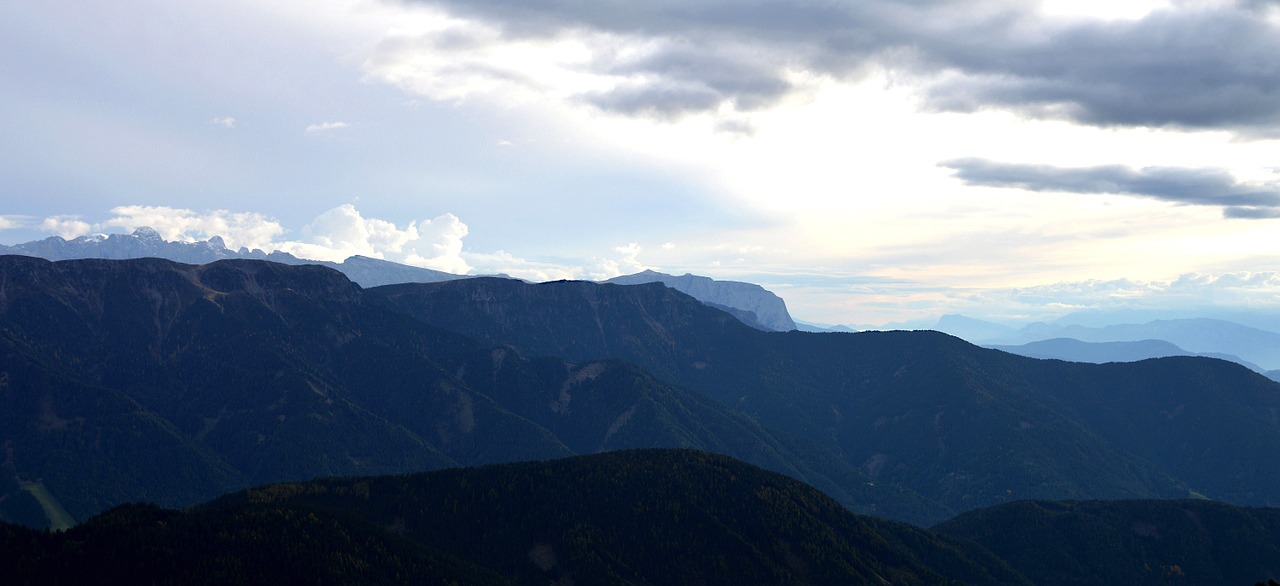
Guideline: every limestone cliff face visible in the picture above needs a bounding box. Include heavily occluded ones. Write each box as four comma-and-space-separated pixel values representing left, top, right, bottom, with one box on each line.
605, 270, 797, 332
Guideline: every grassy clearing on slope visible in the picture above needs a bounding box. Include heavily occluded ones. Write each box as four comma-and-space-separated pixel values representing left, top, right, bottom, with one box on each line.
20, 480, 74, 531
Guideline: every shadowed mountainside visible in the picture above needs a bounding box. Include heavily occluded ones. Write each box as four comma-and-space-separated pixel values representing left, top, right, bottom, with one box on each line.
0, 256, 936, 527
935, 498, 1280, 586
7, 256, 1280, 531
0, 450, 1028, 586
374, 277, 1280, 517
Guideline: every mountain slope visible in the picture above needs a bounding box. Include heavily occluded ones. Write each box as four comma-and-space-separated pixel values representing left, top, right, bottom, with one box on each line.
935, 499, 1280, 586
374, 277, 1280, 519
0, 256, 936, 527
0, 450, 1030, 586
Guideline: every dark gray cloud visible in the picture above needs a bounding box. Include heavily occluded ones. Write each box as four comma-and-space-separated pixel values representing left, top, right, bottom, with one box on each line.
398, 0, 1280, 134
921, 8, 1280, 134
941, 158, 1280, 218
583, 40, 795, 117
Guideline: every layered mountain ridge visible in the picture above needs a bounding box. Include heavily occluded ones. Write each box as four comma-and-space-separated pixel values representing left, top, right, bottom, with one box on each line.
375, 276, 1280, 516
0, 229, 801, 332
5, 256, 1280, 534
0, 255, 926, 526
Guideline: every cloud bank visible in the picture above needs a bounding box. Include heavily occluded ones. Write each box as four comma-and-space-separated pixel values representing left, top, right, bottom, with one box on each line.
282, 204, 471, 273
102, 205, 286, 250
383, 0, 1280, 134
28, 204, 650, 280
941, 159, 1280, 218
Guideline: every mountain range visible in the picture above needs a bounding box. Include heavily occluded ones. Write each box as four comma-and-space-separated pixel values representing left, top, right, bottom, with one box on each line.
6, 256, 1280, 583
605, 269, 797, 331
7, 256, 1280, 531
986, 338, 1280, 380
926, 313, 1280, 376
989, 318, 1280, 370
0, 229, 799, 332
375, 276, 1280, 511
0, 256, 943, 525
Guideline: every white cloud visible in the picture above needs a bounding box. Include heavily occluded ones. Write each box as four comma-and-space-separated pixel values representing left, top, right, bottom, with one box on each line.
0, 216, 24, 231
40, 216, 93, 239
28, 203, 473, 274
282, 205, 472, 273
404, 213, 470, 273
210, 116, 237, 128
748, 271, 1262, 328
304, 121, 349, 134
102, 205, 284, 251
292, 204, 415, 259
464, 250, 580, 281
585, 242, 645, 280
464, 242, 646, 281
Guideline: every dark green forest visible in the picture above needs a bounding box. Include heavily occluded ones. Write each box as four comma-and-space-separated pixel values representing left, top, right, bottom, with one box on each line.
1, 450, 1026, 586
5, 450, 1280, 585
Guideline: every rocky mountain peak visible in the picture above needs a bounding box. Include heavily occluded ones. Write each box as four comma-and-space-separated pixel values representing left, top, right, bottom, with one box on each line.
132, 226, 163, 240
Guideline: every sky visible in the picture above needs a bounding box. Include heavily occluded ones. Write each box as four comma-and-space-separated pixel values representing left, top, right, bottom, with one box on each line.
4, 0, 1280, 327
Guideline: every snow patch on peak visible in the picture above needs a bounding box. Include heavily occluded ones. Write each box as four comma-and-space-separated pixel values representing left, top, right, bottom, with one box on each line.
132, 227, 162, 240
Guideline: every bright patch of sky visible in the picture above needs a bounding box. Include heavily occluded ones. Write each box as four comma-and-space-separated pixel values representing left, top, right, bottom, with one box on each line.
3, 0, 1280, 326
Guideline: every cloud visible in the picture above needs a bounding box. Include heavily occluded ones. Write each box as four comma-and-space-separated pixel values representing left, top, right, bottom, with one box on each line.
283, 204, 472, 273
918, 5, 1280, 135
15, 203, 479, 276
586, 242, 645, 280
101, 205, 285, 250
0, 216, 25, 231
33, 204, 473, 273
385, 0, 1280, 134
994, 271, 1280, 314
404, 213, 470, 273
463, 242, 647, 281
807, 271, 1280, 327
210, 116, 236, 128
293, 204, 416, 258
304, 121, 350, 134
464, 250, 580, 281
941, 158, 1280, 218
40, 216, 94, 240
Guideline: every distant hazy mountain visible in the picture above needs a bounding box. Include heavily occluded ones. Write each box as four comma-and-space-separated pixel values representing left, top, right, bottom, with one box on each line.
1055, 307, 1280, 335
934, 314, 1016, 341
993, 318, 1280, 370
987, 337, 1269, 371
794, 320, 858, 333
0, 227, 463, 287
605, 269, 797, 331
